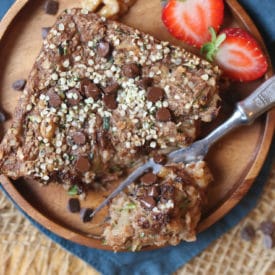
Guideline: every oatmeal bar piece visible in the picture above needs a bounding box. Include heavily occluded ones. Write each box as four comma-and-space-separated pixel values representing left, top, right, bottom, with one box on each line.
0, 9, 220, 189
103, 161, 213, 251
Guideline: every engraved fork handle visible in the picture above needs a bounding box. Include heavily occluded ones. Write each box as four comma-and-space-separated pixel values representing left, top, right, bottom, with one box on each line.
203, 76, 275, 149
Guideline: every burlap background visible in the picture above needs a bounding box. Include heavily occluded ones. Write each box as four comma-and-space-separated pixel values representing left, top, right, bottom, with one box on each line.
0, 162, 274, 275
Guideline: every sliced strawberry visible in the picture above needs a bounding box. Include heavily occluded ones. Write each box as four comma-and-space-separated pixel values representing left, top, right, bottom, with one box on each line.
162, 0, 224, 48
202, 28, 268, 82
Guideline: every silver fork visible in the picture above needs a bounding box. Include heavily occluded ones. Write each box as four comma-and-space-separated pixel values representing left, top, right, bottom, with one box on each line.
90, 75, 275, 219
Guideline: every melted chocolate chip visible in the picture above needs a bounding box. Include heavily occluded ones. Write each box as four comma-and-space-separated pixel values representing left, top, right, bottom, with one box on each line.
72, 132, 86, 145
80, 78, 101, 100
156, 107, 171, 122
103, 94, 117, 109
153, 154, 167, 165
12, 79, 26, 91
140, 196, 156, 210
147, 186, 160, 199
47, 90, 62, 108
67, 88, 82, 106
240, 225, 255, 241
260, 221, 275, 235
97, 41, 112, 58
42, 27, 51, 39
147, 87, 165, 103
137, 77, 153, 89
44, 0, 59, 15
67, 198, 80, 213
75, 156, 91, 173
80, 208, 94, 223
122, 63, 141, 78
104, 82, 120, 94
140, 172, 157, 185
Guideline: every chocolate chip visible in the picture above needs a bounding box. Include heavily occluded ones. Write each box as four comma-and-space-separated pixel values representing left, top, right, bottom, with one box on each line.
263, 234, 273, 249
137, 77, 153, 89
260, 221, 275, 235
80, 208, 94, 223
67, 88, 82, 106
44, 0, 59, 15
147, 186, 160, 199
103, 94, 117, 109
140, 172, 157, 185
140, 196, 156, 210
122, 63, 141, 78
97, 41, 112, 58
240, 225, 255, 241
147, 87, 165, 103
12, 79, 26, 91
75, 156, 91, 173
104, 82, 120, 94
153, 154, 167, 165
0, 111, 6, 123
80, 78, 101, 100
47, 90, 62, 108
156, 107, 171, 122
41, 27, 51, 39
67, 198, 80, 213
72, 132, 86, 145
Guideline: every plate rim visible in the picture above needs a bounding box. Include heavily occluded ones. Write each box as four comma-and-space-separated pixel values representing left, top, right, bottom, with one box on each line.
0, 0, 274, 251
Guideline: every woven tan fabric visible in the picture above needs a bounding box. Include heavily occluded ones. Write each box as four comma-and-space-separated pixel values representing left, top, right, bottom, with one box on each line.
0, 163, 274, 275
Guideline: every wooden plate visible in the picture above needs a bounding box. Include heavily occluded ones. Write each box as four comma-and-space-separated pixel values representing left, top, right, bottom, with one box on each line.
0, 0, 274, 251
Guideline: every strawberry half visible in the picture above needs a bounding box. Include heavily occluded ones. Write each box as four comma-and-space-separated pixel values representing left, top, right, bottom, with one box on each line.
202, 28, 268, 82
162, 0, 224, 48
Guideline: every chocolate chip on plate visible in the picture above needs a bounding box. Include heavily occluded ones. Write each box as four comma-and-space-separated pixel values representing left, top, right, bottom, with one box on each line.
260, 220, 275, 235
153, 154, 167, 165
44, 0, 59, 15
140, 196, 156, 210
240, 224, 256, 241
0, 110, 7, 123
80, 208, 94, 223
103, 94, 117, 109
140, 172, 157, 185
147, 87, 165, 103
122, 63, 141, 78
263, 234, 273, 249
104, 82, 120, 94
75, 156, 91, 173
137, 77, 153, 89
97, 41, 112, 58
67, 88, 82, 106
147, 186, 160, 199
72, 132, 86, 145
67, 198, 80, 213
80, 78, 101, 100
47, 90, 62, 108
41, 27, 51, 39
12, 79, 26, 91
156, 107, 172, 122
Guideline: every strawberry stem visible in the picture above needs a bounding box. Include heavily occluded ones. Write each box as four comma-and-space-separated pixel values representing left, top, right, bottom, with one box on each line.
201, 27, 226, 62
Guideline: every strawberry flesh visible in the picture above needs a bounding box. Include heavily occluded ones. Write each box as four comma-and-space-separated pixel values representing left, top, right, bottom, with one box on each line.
215, 28, 268, 82
162, 0, 224, 48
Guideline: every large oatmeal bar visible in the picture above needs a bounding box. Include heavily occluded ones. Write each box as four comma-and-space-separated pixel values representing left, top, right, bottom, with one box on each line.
0, 9, 220, 188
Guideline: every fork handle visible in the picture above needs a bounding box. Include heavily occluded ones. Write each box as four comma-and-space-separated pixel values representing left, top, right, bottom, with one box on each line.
237, 75, 275, 123
204, 75, 275, 146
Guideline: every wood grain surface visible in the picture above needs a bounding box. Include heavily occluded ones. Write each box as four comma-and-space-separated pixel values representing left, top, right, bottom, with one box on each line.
0, 0, 274, 251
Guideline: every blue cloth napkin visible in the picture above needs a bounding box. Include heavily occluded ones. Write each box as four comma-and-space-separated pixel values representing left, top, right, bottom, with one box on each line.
0, 1, 274, 274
